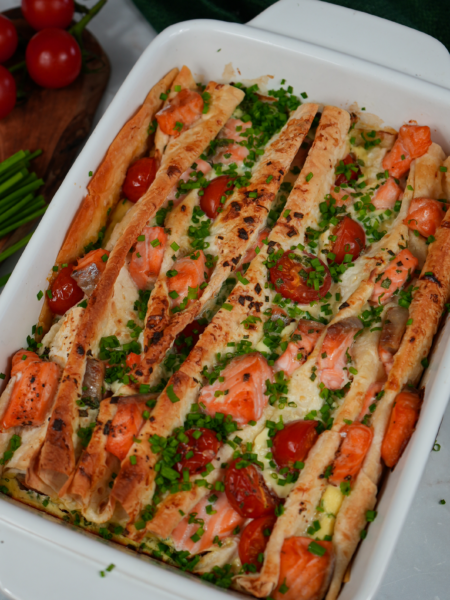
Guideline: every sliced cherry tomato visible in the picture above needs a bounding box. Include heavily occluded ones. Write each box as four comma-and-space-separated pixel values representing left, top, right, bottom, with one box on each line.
381, 390, 421, 468
269, 251, 331, 304
335, 153, 362, 186
0, 15, 18, 63
175, 428, 221, 476
329, 422, 373, 487
22, 0, 74, 30
156, 88, 204, 136
272, 420, 319, 470
0, 65, 16, 120
174, 319, 207, 354
122, 157, 158, 203
48, 265, 84, 315
26, 28, 81, 89
404, 197, 445, 239
330, 216, 366, 264
239, 515, 276, 572
200, 175, 235, 219
225, 458, 277, 518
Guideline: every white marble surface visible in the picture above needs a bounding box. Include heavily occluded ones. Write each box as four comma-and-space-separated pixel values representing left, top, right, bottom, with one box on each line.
1, 0, 450, 598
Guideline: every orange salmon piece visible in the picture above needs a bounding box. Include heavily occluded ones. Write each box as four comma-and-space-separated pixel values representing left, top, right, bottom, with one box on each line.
273, 537, 335, 600
199, 353, 274, 426
381, 390, 421, 468
317, 318, 362, 390
372, 178, 402, 210
156, 88, 204, 137
329, 422, 373, 487
404, 197, 446, 239
358, 381, 385, 422
11, 350, 41, 377
382, 124, 432, 179
105, 398, 147, 462
370, 249, 418, 305
129, 226, 167, 290
214, 118, 252, 165
172, 492, 245, 555
2, 358, 60, 429
275, 320, 325, 378
168, 250, 207, 308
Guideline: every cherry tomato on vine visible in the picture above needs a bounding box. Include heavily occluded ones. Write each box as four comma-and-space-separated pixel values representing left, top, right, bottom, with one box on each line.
122, 157, 158, 203
0, 66, 16, 119
330, 216, 366, 264
22, 0, 75, 30
269, 251, 331, 304
225, 459, 277, 518
0, 15, 18, 63
239, 515, 276, 572
175, 428, 221, 476
200, 175, 235, 219
272, 420, 319, 470
48, 265, 84, 314
26, 28, 81, 89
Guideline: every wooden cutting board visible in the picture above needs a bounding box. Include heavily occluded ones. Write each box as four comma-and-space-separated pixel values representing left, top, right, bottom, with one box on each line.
0, 7, 110, 254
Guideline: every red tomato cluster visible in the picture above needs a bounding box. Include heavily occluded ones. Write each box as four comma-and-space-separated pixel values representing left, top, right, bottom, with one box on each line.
0, 0, 100, 120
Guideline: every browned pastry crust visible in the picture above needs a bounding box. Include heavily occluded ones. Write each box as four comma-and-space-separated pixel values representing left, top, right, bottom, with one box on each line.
139, 103, 319, 385
36, 68, 179, 338
35, 82, 246, 494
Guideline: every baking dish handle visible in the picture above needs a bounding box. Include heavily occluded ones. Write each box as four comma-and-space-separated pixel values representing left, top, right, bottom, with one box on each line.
247, 0, 450, 90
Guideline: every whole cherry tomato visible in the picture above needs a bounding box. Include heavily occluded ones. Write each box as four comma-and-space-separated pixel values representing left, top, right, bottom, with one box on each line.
122, 157, 158, 203
174, 319, 207, 354
200, 175, 235, 219
335, 153, 362, 187
330, 216, 366, 264
272, 420, 319, 470
176, 428, 221, 475
22, 0, 74, 30
0, 15, 18, 63
26, 28, 81, 89
239, 515, 276, 572
48, 265, 84, 315
269, 251, 331, 304
0, 65, 16, 119
225, 458, 277, 518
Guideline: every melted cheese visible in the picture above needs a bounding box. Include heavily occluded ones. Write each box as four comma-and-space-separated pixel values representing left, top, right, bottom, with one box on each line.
41, 306, 84, 368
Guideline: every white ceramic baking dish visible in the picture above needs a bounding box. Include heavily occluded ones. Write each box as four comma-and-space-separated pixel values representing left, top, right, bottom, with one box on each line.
1, 1, 450, 598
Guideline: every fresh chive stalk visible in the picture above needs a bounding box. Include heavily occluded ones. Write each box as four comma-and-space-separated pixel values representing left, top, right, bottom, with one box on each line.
0, 149, 45, 265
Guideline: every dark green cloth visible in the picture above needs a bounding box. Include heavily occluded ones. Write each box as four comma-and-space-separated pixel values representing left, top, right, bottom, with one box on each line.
131, 0, 450, 53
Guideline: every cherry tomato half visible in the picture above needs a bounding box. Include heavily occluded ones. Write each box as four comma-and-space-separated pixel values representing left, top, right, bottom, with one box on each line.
330, 216, 366, 264
174, 319, 207, 355
22, 0, 74, 30
225, 459, 277, 519
239, 515, 276, 572
122, 157, 158, 203
0, 65, 16, 119
272, 420, 319, 470
269, 251, 332, 304
0, 15, 18, 63
175, 428, 221, 476
335, 153, 362, 187
26, 28, 81, 89
48, 265, 84, 315
200, 175, 235, 219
